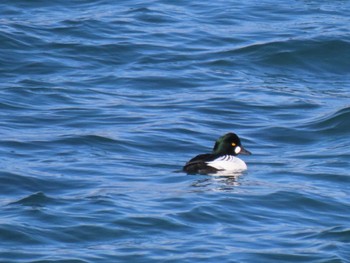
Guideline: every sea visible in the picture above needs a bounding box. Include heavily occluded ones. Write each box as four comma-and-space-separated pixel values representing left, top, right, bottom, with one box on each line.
1, 0, 350, 262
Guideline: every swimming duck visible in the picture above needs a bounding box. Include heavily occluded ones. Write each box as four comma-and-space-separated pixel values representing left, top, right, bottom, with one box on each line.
183, 132, 251, 175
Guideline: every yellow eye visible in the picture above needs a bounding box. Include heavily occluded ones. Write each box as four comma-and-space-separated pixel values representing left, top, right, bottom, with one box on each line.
231, 143, 236, 147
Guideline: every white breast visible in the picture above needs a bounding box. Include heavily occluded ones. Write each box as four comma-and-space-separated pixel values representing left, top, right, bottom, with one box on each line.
206, 155, 247, 173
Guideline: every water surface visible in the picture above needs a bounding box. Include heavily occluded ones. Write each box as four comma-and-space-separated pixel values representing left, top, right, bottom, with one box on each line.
1, 0, 350, 262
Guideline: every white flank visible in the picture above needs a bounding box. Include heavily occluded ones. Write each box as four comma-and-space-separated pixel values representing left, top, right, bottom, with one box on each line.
206, 155, 247, 173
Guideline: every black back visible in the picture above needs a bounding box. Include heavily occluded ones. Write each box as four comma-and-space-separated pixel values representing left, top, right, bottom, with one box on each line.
183, 153, 219, 174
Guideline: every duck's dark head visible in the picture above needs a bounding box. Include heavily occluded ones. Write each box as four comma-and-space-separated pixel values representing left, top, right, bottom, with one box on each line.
212, 132, 251, 156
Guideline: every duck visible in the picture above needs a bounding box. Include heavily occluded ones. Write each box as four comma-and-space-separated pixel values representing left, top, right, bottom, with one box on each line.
183, 132, 251, 175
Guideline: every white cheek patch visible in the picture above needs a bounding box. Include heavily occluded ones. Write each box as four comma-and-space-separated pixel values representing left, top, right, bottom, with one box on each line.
234, 146, 241, 154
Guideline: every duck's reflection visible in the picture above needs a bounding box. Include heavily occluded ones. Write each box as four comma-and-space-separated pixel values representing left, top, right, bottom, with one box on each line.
190, 174, 241, 191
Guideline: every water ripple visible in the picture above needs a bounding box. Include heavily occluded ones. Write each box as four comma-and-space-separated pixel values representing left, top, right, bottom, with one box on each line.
303, 106, 350, 134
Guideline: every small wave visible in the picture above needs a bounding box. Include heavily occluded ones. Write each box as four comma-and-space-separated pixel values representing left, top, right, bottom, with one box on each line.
0, 224, 44, 245
0, 101, 29, 111
0, 172, 52, 195
231, 38, 350, 74
317, 226, 350, 242
302, 106, 350, 134
2, 134, 120, 150
127, 6, 178, 24
0, 31, 32, 49
9, 192, 55, 207
52, 134, 118, 145
116, 215, 191, 233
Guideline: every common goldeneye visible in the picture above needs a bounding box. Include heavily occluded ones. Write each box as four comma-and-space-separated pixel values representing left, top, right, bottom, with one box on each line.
183, 132, 251, 175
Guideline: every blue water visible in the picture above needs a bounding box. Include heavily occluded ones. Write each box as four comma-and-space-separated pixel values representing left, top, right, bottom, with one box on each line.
1, 1, 350, 262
